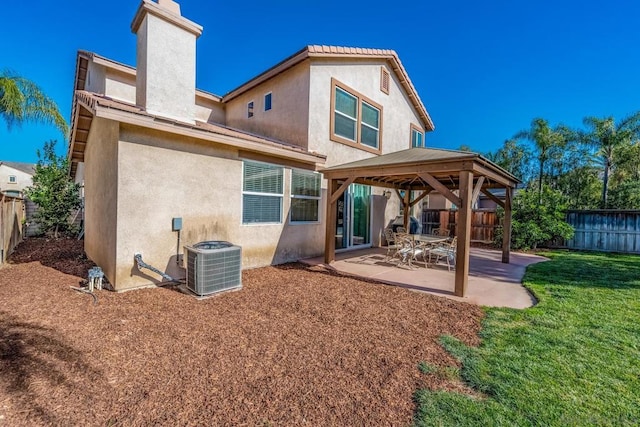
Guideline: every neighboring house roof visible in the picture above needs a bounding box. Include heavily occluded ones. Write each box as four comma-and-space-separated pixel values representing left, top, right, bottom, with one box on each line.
68, 91, 326, 177
0, 161, 35, 175
222, 45, 434, 132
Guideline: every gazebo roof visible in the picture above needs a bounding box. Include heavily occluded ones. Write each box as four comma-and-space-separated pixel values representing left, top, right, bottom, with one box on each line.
321, 147, 519, 190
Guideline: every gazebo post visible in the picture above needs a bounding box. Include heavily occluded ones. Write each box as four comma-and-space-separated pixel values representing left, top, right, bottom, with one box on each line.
324, 178, 338, 264
502, 187, 513, 264
455, 170, 473, 297
402, 190, 410, 231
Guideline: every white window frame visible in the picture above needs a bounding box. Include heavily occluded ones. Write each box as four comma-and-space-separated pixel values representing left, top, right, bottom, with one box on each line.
241, 160, 283, 225
8, 175, 17, 184
290, 169, 321, 224
264, 92, 272, 111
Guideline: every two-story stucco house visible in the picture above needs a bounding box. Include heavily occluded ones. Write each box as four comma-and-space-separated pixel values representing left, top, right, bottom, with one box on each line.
68, 0, 436, 291
0, 161, 35, 198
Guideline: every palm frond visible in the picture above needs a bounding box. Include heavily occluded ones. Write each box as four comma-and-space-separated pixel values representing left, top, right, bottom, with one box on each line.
0, 71, 68, 136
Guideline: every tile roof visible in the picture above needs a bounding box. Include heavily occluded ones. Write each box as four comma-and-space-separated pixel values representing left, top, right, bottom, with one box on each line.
0, 161, 36, 175
73, 91, 325, 161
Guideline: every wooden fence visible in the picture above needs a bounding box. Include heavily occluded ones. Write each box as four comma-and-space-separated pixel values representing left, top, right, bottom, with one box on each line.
421, 209, 499, 242
563, 210, 640, 254
1, 194, 26, 263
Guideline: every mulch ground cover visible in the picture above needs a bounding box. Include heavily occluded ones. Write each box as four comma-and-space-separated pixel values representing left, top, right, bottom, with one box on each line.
0, 238, 483, 426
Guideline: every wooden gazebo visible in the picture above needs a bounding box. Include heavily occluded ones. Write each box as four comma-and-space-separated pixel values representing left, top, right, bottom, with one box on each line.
321, 148, 519, 297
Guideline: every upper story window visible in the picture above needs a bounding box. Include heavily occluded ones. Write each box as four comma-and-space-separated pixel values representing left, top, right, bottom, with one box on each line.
380, 67, 390, 94
330, 78, 383, 154
290, 169, 321, 223
242, 161, 283, 224
264, 93, 272, 111
8, 175, 17, 183
247, 101, 254, 118
411, 124, 424, 148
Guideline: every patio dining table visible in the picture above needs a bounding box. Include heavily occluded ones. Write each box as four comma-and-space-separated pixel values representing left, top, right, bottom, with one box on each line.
393, 234, 450, 268
413, 234, 449, 245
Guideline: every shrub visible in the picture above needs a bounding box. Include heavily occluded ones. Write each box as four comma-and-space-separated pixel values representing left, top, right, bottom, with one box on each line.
495, 185, 574, 250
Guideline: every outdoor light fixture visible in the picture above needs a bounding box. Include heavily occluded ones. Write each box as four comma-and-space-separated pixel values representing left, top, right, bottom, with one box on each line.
383, 190, 392, 199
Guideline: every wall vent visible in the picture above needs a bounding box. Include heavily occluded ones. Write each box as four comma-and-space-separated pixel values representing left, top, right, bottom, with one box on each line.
185, 241, 242, 296
380, 67, 390, 94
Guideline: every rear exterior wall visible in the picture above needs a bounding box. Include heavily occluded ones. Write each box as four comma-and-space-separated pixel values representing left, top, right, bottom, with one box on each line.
308, 59, 428, 236
225, 61, 311, 149
112, 124, 324, 291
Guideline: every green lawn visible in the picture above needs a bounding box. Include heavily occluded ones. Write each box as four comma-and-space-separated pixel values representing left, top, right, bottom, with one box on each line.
414, 251, 640, 426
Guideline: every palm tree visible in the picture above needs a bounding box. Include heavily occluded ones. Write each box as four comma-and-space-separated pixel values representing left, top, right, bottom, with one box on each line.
578, 112, 640, 208
513, 118, 566, 201
0, 71, 68, 136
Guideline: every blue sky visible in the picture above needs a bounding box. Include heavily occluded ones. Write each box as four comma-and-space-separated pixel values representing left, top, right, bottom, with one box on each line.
1, 0, 639, 163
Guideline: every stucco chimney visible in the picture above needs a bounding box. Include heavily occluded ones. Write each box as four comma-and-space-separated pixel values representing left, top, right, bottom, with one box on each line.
131, 0, 203, 123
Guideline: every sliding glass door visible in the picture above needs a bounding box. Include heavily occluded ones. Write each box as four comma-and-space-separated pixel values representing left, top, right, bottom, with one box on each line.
335, 184, 371, 250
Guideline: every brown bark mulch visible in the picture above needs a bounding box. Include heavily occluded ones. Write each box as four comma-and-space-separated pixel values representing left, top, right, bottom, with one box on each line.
0, 238, 483, 426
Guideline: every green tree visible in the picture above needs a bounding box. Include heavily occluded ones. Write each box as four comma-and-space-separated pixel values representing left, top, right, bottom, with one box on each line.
496, 185, 574, 250
25, 141, 81, 238
577, 112, 640, 208
606, 140, 640, 208
485, 138, 532, 182
513, 118, 567, 201
0, 71, 68, 135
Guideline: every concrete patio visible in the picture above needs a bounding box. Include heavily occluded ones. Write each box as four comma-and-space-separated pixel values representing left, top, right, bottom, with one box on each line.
301, 247, 548, 308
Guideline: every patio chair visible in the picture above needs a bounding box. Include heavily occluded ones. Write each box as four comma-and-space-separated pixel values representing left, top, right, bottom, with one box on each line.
432, 228, 451, 237
383, 228, 400, 260
395, 233, 428, 269
427, 237, 458, 271
396, 226, 407, 234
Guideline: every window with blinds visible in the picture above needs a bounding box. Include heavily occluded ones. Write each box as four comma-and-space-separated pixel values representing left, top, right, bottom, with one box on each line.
361, 102, 380, 148
290, 169, 321, 223
242, 161, 283, 224
330, 78, 383, 153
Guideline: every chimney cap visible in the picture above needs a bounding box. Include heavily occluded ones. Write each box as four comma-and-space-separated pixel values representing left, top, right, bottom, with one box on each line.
131, 0, 202, 36
157, 0, 181, 15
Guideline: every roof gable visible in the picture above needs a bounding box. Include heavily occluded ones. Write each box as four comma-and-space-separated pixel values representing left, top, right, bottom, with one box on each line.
222, 45, 434, 132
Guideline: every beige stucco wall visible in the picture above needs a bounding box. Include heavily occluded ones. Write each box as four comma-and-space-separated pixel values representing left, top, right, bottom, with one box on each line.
84, 61, 106, 95
427, 192, 454, 209
0, 166, 32, 193
225, 61, 311, 148
135, 12, 197, 123
195, 95, 225, 124
105, 69, 136, 103
308, 58, 426, 166
307, 58, 427, 236
83, 117, 119, 283
112, 124, 324, 291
